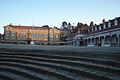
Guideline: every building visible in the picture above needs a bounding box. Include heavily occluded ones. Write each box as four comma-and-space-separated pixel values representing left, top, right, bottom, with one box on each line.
67, 17, 120, 47
3, 24, 61, 44
4, 24, 49, 41
60, 29, 71, 41
83, 17, 120, 47
67, 25, 88, 46
49, 27, 61, 42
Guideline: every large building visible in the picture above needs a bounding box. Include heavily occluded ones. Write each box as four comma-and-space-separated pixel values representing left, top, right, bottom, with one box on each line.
49, 27, 61, 42
84, 17, 120, 47
3, 24, 61, 44
68, 17, 120, 47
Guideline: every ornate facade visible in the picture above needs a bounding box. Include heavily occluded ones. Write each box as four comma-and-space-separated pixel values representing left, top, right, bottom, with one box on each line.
84, 17, 120, 47
68, 17, 120, 47
4, 24, 61, 43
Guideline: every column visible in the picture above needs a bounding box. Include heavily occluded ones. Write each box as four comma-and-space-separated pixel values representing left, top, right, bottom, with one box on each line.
90, 38, 92, 45
118, 34, 120, 47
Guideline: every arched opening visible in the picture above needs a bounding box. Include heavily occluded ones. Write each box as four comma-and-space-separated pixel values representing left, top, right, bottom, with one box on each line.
85, 39, 87, 46
88, 38, 91, 45
95, 37, 99, 46
105, 35, 111, 47
92, 38, 95, 45
111, 34, 118, 47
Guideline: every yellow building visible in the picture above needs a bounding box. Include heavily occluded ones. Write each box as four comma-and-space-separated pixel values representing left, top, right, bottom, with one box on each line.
4, 24, 61, 42
49, 27, 61, 42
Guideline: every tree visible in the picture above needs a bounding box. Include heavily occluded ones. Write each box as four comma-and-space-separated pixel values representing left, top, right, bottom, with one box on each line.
102, 19, 106, 23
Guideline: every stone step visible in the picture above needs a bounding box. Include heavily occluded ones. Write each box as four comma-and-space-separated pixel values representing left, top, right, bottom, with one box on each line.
42, 51, 120, 61
0, 62, 92, 80
0, 67, 43, 80
1, 52, 120, 68
0, 71, 30, 80
0, 65, 72, 80
0, 55, 120, 75
1, 48, 120, 61
0, 57, 114, 80
0, 73, 13, 80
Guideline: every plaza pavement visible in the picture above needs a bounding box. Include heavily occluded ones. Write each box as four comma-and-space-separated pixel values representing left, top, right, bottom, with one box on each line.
0, 44, 120, 80
0, 44, 120, 53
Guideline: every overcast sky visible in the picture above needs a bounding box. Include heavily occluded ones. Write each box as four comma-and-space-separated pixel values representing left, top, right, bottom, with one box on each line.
0, 0, 120, 34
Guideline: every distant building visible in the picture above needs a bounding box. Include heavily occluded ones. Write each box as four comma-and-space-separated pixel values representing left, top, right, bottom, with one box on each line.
3, 24, 61, 44
60, 29, 71, 41
67, 26, 88, 46
78, 25, 88, 34
68, 17, 120, 47
83, 17, 120, 47
49, 27, 61, 42
4, 24, 49, 41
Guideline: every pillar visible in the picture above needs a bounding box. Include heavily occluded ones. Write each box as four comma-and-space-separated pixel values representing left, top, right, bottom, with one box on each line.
118, 34, 120, 47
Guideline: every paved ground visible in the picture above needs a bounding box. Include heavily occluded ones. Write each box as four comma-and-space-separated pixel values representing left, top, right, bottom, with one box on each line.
0, 44, 120, 80
0, 44, 120, 53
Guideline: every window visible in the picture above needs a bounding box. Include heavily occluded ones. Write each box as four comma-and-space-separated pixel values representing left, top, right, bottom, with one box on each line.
8, 27, 10, 30
43, 34, 44, 38
46, 34, 47, 38
19, 33, 21, 37
108, 21, 111, 28
78, 30, 80, 33
99, 25, 101, 30
12, 27, 14, 30
95, 26, 97, 31
51, 34, 53, 38
56, 34, 59, 38
114, 19, 118, 26
37, 34, 39, 38
6, 33, 9, 37
92, 27, 94, 32
88, 28, 90, 33
52, 29, 54, 32
34, 33, 36, 38
22, 33, 23, 37
112, 37, 116, 43
11, 33, 15, 37
24, 34, 26, 38
40, 33, 41, 39
103, 23, 106, 29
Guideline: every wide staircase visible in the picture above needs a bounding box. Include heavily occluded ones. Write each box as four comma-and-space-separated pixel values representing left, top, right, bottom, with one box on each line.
0, 48, 120, 80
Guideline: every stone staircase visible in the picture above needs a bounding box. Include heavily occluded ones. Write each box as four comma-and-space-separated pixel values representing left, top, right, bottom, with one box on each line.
0, 49, 120, 80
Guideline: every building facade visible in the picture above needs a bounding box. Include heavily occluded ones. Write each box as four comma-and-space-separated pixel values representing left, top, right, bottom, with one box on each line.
60, 29, 71, 41
68, 17, 120, 47
49, 27, 61, 42
4, 24, 61, 44
67, 25, 88, 46
83, 17, 120, 47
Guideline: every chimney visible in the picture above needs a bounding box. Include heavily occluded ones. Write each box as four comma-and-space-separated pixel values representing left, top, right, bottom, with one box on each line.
102, 19, 106, 23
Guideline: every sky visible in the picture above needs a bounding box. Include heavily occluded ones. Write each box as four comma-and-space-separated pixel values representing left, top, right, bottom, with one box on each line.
0, 0, 120, 34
